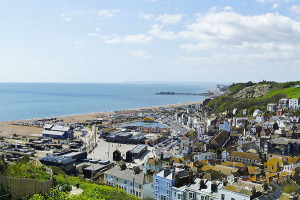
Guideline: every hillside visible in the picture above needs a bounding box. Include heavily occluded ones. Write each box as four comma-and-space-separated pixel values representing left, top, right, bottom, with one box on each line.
207, 81, 300, 114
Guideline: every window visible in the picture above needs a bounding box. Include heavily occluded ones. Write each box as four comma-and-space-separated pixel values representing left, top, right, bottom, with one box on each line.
156, 178, 159, 183
221, 194, 225, 200
231, 198, 235, 200
139, 185, 142, 189
167, 182, 170, 187
116, 178, 118, 181
125, 181, 127, 184
178, 194, 182, 199
167, 190, 169, 195
155, 194, 158, 200
189, 192, 195, 199
130, 182, 133, 186
156, 186, 159, 191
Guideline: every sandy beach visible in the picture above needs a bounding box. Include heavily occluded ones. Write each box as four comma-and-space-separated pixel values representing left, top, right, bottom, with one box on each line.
0, 100, 203, 137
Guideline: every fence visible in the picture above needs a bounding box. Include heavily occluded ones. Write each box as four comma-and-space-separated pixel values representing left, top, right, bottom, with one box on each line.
0, 174, 53, 200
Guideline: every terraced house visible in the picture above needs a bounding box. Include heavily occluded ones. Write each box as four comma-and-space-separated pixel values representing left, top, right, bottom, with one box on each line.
153, 168, 192, 200
227, 151, 263, 165
104, 166, 153, 199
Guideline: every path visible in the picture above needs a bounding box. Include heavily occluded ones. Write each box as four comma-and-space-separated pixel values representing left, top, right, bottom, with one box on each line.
70, 186, 84, 196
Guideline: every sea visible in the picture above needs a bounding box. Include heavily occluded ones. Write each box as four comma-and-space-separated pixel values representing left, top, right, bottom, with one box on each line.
0, 82, 217, 122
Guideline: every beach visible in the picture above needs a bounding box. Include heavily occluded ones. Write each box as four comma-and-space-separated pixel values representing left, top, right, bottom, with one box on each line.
0, 100, 203, 137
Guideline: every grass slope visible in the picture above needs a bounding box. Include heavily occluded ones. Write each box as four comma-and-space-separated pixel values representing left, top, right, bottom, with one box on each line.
207, 81, 300, 114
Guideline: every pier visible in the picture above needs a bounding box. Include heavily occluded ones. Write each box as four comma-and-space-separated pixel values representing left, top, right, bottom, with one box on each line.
155, 91, 213, 96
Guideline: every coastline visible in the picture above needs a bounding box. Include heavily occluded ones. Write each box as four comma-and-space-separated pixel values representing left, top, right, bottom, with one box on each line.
0, 100, 204, 137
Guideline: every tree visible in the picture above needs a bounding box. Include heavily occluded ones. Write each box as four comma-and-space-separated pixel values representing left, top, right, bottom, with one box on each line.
284, 185, 296, 194
133, 167, 141, 174
120, 163, 127, 171
0, 155, 8, 174
18, 155, 30, 164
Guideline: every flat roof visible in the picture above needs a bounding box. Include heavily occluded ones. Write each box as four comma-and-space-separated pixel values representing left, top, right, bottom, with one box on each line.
51, 126, 70, 132
44, 124, 53, 129
41, 155, 74, 164
131, 144, 147, 154
42, 130, 65, 136
84, 164, 108, 171
62, 151, 86, 157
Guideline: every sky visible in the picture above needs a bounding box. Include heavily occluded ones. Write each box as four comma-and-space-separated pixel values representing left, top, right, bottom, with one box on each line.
0, 0, 300, 83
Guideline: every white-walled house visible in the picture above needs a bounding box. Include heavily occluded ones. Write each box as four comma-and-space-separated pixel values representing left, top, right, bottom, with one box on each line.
104, 167, 153, 199
253, 109, 262, 117
267, 103, 276, 112
194, 152, 217, 161
289, 98, 299, 110
219, 121, 231, 133
218, 185, 251, 200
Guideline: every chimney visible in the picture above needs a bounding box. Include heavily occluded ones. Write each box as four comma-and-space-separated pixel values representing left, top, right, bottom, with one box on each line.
160, 152, 164, 160
223, 179, 228, 186
211, 181, 218, 193
199, 179, 206, 189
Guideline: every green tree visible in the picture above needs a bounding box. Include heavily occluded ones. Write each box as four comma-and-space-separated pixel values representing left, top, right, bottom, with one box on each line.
120, 163, 127, 171
284, 185, 296, 194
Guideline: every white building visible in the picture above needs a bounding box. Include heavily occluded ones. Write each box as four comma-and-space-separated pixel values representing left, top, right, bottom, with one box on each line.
253, 109, 262, 117
233, 108, 238, 115
194, 152, 217, 161
289, 98, 299, 110
267, 103, 276, 112
255, 115, 264, 123
219, 121, 231, 133
218, 185, 251, 200
104, 167, 153, 199
278, 98, 289, 109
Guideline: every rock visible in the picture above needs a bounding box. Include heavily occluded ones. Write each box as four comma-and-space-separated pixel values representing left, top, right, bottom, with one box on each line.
233, 85, 270, 99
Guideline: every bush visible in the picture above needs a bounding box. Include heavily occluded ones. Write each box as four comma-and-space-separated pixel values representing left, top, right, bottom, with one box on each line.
31, 174, 140, 200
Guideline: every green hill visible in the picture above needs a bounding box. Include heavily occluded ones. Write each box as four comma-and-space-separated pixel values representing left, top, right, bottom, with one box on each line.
207, 81, 300, 115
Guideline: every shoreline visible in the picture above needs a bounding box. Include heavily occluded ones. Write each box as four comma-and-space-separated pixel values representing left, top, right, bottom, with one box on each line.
0, 100, 204, 137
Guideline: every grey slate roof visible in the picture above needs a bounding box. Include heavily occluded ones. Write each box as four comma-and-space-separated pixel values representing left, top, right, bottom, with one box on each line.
105, 166, 145, 184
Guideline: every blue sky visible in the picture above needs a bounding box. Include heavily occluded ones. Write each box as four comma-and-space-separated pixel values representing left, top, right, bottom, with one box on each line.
0, 0, 300, 83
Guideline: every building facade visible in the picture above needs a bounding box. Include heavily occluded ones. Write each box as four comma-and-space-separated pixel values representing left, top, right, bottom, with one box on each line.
104, 167, 153, 199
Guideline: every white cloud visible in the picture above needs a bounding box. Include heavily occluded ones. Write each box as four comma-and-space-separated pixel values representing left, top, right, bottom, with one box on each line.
145, 9, 300, 74
97, 9, 120, 19
103, 34, 152, 44
291, 5, 300, 14
95, 28, 100, 31
156, 14, 183, 24
144, 0, 158, 2
147, 24, 177, 39
130, 50, 151, 59
223, 6, 233, 11
139, 13, 154, 20
272, 3, 280, 9
123, 34, 152, 44
176, 11, 300, 44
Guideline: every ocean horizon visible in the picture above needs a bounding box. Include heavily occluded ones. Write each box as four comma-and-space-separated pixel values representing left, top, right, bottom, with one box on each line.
0, 82, 217, 122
